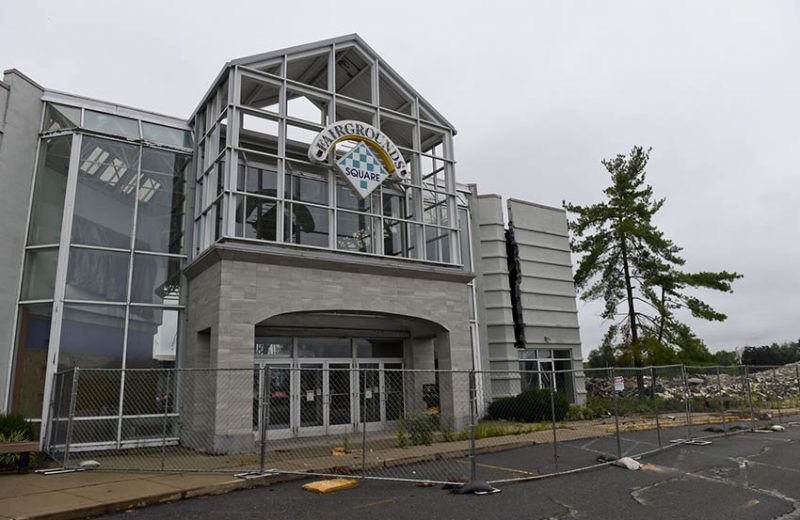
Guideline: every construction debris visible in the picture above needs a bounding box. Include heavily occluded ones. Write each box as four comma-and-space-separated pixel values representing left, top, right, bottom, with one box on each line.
302, 479, 359, 494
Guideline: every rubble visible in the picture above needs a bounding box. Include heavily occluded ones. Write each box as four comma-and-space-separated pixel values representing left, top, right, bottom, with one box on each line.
585, 363, 800, 401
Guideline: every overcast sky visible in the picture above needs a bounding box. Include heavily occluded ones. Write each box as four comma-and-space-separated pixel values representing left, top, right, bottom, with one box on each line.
3, 0, 798, 356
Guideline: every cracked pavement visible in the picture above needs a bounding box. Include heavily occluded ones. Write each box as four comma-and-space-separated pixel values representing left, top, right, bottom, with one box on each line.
100, 423, 800, 520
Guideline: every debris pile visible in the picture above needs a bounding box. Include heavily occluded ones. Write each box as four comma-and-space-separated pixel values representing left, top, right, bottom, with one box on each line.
585, 363, 800, 401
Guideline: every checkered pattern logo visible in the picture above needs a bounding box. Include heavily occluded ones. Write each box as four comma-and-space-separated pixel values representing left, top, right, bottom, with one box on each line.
336, 141, 389, 199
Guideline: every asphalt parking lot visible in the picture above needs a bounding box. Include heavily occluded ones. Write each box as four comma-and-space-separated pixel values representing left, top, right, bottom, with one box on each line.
101, 424, 800, 520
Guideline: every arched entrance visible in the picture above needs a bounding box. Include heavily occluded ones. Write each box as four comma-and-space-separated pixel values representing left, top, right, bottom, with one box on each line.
252, 311, 448, 439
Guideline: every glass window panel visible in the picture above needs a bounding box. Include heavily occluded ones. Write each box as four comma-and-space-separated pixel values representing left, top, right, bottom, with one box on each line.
213, 198, 224, 241
286, 162, 328, 205
405, 186, 421, 222
126, 309, 179, 368
71, 419, 119, 443
337, 182, 376, 212
65, 248, 129, 302
458, 207, 471, 271
286, 203, 329, 247
73, 370, 122, 420
238, 156, 278, 196
255, 337, 292, 357
423, 190, 451, 227
20, 248, 59, 301
425, 227, 451, 263
59, 304, 125, 370
236, 195, 278, 241
27, 136, 71, 245
136, 148, 188, 254
10, 304, 52, 418
121, 417, 173, 441
130, 254, 181, 305
382, 191, 408, 219
219, 75, 230, 113
354, 339, 403, 358
383, 219, 411, 258
336, 212, 375, 253
141, 121, 192, 149
84, 110, 139, 139
72, 137, 139, 249
385, 362, 404, 421
43, 103, 80, 132
297, 338, 351, 358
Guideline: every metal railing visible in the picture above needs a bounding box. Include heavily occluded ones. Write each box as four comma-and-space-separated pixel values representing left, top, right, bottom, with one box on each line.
43, 364, 800, 485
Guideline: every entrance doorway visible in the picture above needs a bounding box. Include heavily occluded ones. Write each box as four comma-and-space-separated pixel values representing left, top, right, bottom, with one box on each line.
253, 337, 404, 438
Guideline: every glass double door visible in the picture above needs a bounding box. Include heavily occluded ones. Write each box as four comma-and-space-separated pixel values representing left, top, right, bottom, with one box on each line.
254, 360, 403, 438
297, 361, 352, 437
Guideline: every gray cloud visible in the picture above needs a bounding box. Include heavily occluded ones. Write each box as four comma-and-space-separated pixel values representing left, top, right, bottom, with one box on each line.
4, 0, 797, 355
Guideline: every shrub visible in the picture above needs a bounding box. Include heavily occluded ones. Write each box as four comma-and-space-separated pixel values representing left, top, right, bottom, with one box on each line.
0, 414, 34, 440
0, 415, 36, 467
487, 396, 518, 421
486, 389, 570, 422
396, 420, 408, 448
406, 413, 435, 446
439, 418, 456, 442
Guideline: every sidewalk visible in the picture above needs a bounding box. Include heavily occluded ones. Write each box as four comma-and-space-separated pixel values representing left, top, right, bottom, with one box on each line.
0, 469, 301, 520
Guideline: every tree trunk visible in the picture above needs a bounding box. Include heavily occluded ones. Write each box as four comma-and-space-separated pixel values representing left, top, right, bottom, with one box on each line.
657, 286, 666, 344
620, 235, 645, 397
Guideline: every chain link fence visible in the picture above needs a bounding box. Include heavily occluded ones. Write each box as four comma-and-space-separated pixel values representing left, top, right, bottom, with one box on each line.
42, 364, 800, 485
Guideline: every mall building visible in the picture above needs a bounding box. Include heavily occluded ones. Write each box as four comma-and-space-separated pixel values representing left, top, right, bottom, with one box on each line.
0, 35, 584, 450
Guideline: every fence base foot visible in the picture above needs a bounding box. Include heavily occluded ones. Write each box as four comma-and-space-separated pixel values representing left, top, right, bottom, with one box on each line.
36, 468, 85, 475
450, 480, 501, 495
234, 471, 278, 480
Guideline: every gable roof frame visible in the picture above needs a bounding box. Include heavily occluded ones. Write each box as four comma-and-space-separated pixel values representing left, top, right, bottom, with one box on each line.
190, 34, 455, 133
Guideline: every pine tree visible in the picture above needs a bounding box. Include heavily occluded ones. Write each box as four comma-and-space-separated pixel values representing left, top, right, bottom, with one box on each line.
564, 146, 741, 378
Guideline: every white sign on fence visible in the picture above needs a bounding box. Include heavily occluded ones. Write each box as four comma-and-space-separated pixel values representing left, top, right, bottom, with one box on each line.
614, 375, 625, 392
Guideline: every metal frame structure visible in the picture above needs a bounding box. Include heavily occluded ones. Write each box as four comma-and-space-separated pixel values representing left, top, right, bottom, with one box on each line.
191, 36, 467, 268
7, 93, 192, 444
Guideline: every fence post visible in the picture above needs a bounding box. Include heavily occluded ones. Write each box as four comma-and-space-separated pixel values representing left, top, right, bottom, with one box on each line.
681, 365, 692, 440
651, 366, 661, 448
259, 365, 270, 474
774, 368, 783, 425
160, 369, 172, 471
549, 367, 559, 473
610, 367, 621, 460
469, 370, 477, 482
716, 366, 726, 435
62, 368, 80, 469
795, 365, 800, 403
744, 366, 756, 431
361, 366, 367, 473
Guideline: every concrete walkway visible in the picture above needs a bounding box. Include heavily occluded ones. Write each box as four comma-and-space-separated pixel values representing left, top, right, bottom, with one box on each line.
0, 469, 302, 520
